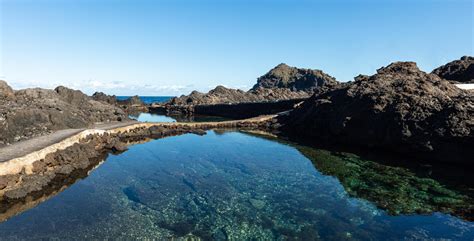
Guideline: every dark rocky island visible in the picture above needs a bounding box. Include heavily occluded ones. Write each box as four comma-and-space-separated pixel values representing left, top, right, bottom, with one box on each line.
278, 61, 473, 165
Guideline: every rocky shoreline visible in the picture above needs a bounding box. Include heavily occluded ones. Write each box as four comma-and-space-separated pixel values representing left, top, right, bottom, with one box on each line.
0, 55, 472, 223
277, 61, 473, 165
0, 115, 276, 219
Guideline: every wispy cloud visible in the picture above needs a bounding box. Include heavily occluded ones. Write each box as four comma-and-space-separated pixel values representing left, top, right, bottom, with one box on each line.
4, 78, 196, 96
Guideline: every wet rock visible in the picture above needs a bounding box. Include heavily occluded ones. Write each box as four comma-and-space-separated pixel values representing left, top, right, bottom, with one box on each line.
279, 61, 474, 165
432, 56, 474, 83
105, 139, 128, 153
190, 129, 206, 136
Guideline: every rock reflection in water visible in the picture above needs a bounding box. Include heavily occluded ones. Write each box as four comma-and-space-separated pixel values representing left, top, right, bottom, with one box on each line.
0, 131, 472, 240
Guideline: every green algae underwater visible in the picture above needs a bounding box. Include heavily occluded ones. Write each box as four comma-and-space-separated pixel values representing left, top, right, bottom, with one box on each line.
0, 130, 472, 240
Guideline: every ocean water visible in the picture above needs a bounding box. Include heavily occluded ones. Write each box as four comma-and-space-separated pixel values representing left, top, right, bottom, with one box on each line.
0, 131, 472, 240
117, 96, 174, 104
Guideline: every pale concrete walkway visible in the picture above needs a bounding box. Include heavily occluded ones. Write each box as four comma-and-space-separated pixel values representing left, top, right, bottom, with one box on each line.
0, 114, 276, 164
0, 121, 138, 163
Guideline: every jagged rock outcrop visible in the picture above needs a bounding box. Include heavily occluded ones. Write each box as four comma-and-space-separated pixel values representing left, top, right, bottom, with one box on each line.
92, 92, 146, 114
165, 64, 340, 117
0, 82, 128, 145
92, 92, 118, 105
169, 85, 309, 106
432, 56, 474, 83
252, 63, 339, 92
0, 81, 14, 100
279, 62, 474, 164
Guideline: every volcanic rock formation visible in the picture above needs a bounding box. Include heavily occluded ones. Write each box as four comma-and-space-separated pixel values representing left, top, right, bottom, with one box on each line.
279, 62, 474, 164
167, 63, 339, 109
252, 63, 339, 92
92, 92, 147, 114
432, 56, 474, 83
0, 81, 128, 145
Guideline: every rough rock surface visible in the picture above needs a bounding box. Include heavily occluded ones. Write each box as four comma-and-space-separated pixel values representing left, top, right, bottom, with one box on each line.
168, 63, 339, 106
432, 56, 474, 83
92, 92, 147, 114
252, 63, 339, 92
92, 92, 118, 105
279, 62, 474, 164
0, 82, 128, 145
169, 85, 309, 106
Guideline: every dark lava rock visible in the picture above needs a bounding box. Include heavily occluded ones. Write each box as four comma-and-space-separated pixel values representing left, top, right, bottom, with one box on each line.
169, 85, 310, 106
279, 62, 474, 165
252, 63, 339, 92
168, 63, 340, 107
93, 92, 147, 114
92, 91, 118, 105
432, 56, 474, 83
0, 81, 128, 145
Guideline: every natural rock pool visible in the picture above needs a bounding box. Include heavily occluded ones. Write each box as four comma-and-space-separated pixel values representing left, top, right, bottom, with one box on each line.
0, 131, 472, 240
130, 113, 230, 123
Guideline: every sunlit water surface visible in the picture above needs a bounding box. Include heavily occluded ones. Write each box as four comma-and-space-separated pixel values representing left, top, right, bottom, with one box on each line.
0, 131, 472, 240
130, 112, 230, 123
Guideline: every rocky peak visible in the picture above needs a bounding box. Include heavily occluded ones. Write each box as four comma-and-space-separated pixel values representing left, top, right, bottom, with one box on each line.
432, 56, 474, 83
0, 80, 15, 99
252, 63, 338, 92
376, 62, 420, 75
55, 86, 90, 106
92, 92, 117, 105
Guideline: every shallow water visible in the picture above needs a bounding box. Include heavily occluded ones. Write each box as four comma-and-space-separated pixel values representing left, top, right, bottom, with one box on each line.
131, 112, 230, 123
0, 131, 472, 240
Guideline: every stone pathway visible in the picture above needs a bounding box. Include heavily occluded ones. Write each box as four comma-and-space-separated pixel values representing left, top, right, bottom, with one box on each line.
0, 121, 138, 163
0, 114, 276, 163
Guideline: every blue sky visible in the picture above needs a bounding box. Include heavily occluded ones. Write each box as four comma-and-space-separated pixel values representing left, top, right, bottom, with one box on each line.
0, 0, 472, 95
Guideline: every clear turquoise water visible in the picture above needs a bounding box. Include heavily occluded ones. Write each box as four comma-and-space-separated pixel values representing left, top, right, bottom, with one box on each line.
130, 112, 177, 122
117, 96, 174, 104
0, 131, 472, 240
130, 112, 231, 123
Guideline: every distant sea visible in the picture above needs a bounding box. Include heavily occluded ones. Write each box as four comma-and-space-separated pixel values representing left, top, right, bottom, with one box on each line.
116, 96, 174, 104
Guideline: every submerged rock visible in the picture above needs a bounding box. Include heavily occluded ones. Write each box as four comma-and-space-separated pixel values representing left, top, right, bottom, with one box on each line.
432, 56, 474, 83
296, 146, 473, 220
279, 61, 474, 165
